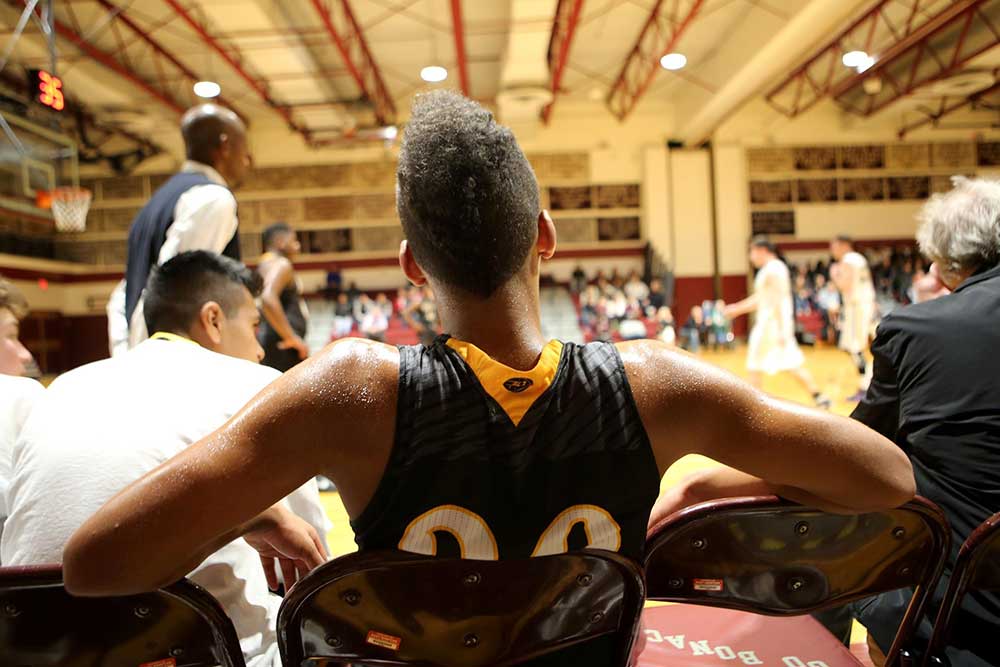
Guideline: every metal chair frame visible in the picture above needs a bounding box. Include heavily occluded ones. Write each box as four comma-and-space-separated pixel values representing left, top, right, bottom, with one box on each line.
644, 496, 951, 667
278, 549, 646, 667
923, 510, 1000, 667
0, 564, 246, 667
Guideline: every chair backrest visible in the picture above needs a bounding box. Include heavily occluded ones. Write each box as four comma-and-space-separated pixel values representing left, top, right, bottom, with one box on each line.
644, 496, 950, 667
0, 564, 246, 667
277, 549, 646, 667
924, 510, 1000, 666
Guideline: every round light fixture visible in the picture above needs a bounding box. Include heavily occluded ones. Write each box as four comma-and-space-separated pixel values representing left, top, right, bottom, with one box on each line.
856, 54, 876, 73
193, 80, 221, 98
384, 125, 398, 141
660, 53, 687, 71
421, 66, 448, 83
842, 51, 868, 68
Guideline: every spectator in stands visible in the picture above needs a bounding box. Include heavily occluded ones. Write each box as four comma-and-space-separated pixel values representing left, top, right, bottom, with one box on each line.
394, 288, 408, 320
375, 292, 393, 319
404, 286, 439, 346
709, 299, 733, 350
353, 293, 373, 323
570, 265, 587, 294
605, 289, 628, 322
656, 306, 676, 346
325, 265, 342, 300
332, 292, 354, 339
814, 273, 841, 343
360, 301, 389, 342
2, 252, 330, 666
845, 178, 1000, 666
109, 104, 252, 356
0, 277, 44, 550
624, 271, 649, 302
580, 285, 600, 327
647, 278, 667, 311
679, 305, 705, 353
346, 281, 361, 305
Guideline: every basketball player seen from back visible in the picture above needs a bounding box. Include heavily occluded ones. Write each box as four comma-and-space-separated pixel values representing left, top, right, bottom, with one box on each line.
64, 92, 914, 623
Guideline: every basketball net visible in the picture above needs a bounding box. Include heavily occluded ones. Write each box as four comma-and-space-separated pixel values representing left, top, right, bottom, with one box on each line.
49, 187, 92, 233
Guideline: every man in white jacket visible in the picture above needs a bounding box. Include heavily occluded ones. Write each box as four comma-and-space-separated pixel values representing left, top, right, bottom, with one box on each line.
4, 252, 329, 667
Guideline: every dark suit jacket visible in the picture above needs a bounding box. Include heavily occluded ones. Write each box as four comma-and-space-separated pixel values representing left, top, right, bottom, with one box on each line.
852, 264, 1000, 666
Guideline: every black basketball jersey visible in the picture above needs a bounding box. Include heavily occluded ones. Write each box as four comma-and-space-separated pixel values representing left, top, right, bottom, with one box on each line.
352, 335, 659, 563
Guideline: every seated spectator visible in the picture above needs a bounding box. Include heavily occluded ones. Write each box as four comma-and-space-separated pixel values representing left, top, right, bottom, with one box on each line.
709, 299, 733, 349
332, 292, 354, 338
579, 285, 600, 327
361, 301, 389, 342
394, 287, 408, 318
814, 273, 841, 343
1, 252, 330, 667
647, 278, 667, 311
604, 290, 628, 322
570, 264, 587, 294
353, 293, 373, 323
0, 277, 44, 549
375, 292, 393, 319
843, 178, 1000, 666
623, 271, 649, 302
404, 286, 439, 346
679, 305, 705, 353
618, 308, 647, 341
655, 306, 676, 346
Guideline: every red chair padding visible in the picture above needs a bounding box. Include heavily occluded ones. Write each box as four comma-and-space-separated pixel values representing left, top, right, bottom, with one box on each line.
637, 605, 865, 667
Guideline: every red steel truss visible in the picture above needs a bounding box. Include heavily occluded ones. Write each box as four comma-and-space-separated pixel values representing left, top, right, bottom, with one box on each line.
542, 0, 584, 124
606, 0, 705, 121
449, 0, 470, 96
308, 0, 397, 126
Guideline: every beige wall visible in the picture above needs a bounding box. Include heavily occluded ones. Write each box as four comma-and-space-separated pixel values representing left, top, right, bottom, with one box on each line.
713, 144, 750, 275
669, 149, 714, 277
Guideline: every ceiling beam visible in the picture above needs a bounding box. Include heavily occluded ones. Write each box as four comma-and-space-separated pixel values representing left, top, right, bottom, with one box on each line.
7, 0, 186, 115
308, 0, 396, 125
449, 0, 470, 96
91, 0, 240, 115
765, 0, 993, 118
162, 0, 310, 139
541, 0, 584, 124
606, 0, 705, 121
898, 77, 1000, 137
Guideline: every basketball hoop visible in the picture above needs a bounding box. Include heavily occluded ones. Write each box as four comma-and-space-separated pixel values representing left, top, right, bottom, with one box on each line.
49, 186, 92, 233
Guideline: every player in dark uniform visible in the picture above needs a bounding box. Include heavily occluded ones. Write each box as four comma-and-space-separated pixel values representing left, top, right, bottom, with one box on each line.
64, 92, 915, 665
257, 222, 309, 371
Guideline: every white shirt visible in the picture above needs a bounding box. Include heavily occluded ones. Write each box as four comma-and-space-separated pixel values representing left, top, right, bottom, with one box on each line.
1, 339, 330, 667
107, 161, 240, 355
754, 259, 795, 338
842, 251, 876, 304
0, 375, 44, 546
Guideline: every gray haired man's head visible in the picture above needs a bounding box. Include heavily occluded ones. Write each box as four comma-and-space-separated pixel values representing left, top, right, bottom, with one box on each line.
917, 176, 1000, 283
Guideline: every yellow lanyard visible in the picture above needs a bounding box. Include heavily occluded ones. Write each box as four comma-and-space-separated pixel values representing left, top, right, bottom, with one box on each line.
149, 331, 197, 345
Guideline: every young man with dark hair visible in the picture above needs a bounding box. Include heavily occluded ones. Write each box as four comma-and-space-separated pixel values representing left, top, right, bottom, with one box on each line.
0, 276, 43, 548
257, 221, 309, 371
66, 93, 914, 665
3, 252, 328, 667
108, 104, 253, 355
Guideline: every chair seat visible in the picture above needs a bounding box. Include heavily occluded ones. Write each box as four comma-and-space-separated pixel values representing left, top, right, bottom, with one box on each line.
637, 605, 866, 667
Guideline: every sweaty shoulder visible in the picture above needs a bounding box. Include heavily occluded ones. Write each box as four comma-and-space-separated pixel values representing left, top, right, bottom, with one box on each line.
289, 337, 400, 414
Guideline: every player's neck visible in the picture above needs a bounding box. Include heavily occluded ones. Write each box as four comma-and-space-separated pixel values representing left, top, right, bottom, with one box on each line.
437, 279, 546, 371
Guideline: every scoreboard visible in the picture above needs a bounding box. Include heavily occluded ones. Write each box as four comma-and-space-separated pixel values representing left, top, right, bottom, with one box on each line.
29, 69, 64, 111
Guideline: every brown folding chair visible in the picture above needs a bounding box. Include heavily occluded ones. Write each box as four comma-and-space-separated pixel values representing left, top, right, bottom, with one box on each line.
923, 510, 1000, 667
277, 549, 646, 666
644, 496, 950, 667
0, 564, 246, 667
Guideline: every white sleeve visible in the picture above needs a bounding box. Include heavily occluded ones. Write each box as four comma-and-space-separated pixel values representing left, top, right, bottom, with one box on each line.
282, 480, 333, 554
158, 184, 239, 264
106, 280, 130, 357
0, 379, 44, 542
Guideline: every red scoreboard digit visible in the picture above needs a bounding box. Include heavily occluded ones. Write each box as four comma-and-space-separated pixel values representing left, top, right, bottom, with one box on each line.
36, 70, 65, 111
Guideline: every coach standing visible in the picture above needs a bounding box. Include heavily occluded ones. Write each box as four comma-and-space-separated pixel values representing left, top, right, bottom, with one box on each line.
850, 177, 1000, 667
107, 104, 252, 355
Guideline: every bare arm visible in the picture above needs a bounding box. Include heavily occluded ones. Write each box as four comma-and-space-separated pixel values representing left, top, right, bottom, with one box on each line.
63, 338, 399, 596
722, 292, 759, 319
259, 258, 308, 359
620, 340, 915, 514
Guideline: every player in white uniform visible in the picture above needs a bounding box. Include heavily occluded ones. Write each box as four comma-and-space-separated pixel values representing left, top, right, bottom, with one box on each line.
830, 235, 876, 399
724, 237, 831, 409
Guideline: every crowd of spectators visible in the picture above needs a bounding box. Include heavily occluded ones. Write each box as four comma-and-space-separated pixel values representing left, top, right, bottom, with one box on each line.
327, 280, 441, 346
789, 244, 928, 345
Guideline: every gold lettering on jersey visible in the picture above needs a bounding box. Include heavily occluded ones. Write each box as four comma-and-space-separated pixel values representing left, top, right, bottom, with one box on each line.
398, 505, 498, 560
398, 503, 621, 560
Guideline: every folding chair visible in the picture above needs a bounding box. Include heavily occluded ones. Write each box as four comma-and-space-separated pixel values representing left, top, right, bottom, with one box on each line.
644, 496, 950, 667
277, 549, 646, 666
0, 564, 246, 667
923, 510, 1000, 667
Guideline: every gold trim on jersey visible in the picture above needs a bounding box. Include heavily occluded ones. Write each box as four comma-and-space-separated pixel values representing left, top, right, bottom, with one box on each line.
149, 331, 198, 345
445, 337, 564, 427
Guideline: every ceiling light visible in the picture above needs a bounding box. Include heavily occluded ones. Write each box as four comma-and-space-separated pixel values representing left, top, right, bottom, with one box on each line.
856, 54, 876, 73
842, 51, 869, 68
193, 81, 221, 98
383, 125, 398, 141
421, 66, 448, 83
660, 53, 687, 71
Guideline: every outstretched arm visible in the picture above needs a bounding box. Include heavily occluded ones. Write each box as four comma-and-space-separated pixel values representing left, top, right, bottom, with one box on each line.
63, 338, 400, 596
723, 292, 759, 319
620, 340, 915, 515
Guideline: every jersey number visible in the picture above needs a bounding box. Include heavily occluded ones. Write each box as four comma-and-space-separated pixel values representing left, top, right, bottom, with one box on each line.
398, 504, 622, 560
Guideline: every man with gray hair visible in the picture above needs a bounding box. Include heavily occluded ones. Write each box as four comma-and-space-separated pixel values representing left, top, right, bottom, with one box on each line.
847, 176, 1000, 666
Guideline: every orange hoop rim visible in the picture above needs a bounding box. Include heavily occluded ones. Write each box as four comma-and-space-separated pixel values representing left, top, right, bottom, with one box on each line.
49, 186, 92, 201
